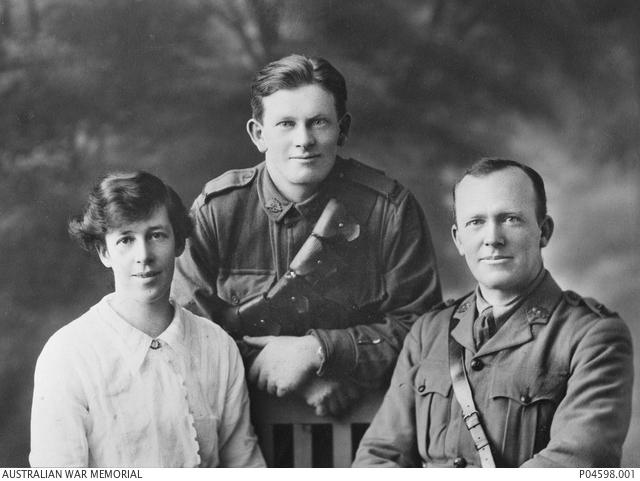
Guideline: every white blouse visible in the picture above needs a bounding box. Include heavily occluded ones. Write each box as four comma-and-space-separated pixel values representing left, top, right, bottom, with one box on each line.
30, 294, 265, 467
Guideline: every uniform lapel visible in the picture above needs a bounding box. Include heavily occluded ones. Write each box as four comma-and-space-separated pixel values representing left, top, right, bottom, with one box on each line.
476, 271, 563, 357
451, 293, 477, 354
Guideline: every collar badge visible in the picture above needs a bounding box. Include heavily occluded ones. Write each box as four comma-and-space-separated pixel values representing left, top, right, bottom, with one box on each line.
266, 198, 283, 214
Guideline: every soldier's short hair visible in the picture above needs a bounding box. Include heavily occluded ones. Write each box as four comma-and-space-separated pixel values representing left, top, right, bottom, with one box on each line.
453, 158, 548, 223
68, 171, 193, 254
250, 54, 347, 122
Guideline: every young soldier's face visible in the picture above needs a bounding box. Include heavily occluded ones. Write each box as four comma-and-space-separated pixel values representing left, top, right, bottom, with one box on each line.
451, 168, 552, 300
247, 84, 345, 201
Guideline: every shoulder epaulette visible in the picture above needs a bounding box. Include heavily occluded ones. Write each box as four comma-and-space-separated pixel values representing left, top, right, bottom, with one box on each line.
563, 290, 581, 306
201, 168, 257, 201
582, 297, 617, 318
338, 157, 403, 201
430, 293, 471, 313
564, 291, 617, 317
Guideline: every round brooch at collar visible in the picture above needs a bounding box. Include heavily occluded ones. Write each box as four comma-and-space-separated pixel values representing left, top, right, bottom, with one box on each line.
150, 339, 161, 350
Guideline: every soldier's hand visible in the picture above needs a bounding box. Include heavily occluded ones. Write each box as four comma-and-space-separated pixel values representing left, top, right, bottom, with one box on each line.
244, 335, 322, 397
300, 377, 361, 417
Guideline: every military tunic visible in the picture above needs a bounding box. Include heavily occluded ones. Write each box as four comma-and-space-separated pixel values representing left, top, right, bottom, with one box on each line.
171, 157, 442, 384
353, 271, 633, 467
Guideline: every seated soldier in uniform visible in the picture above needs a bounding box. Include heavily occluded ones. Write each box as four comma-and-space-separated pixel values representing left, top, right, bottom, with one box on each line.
171, 54, 441, 429
353, 158, 633, 468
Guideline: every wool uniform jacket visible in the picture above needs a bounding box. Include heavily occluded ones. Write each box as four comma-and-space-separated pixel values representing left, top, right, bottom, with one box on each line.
172, 157, 441, 385
353, 271, 633, 467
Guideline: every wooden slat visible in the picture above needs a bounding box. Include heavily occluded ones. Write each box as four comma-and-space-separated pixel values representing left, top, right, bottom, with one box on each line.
250, 388, 385, 467
292, 424, 313, 467
331, 423, 352, 467
254, 423, 274, 467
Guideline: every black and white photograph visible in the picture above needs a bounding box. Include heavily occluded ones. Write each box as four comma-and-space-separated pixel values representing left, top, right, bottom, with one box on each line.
0, 0, 638, 469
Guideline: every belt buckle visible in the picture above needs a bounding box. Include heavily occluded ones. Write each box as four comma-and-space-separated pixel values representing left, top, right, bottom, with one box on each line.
463, 411, 481, 430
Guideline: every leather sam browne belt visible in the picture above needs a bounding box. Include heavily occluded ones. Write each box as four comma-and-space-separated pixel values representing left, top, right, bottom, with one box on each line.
448, 316, 496, 468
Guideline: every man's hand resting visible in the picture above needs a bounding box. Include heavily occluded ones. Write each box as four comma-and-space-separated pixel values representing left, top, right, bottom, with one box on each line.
244, 335, 322, 397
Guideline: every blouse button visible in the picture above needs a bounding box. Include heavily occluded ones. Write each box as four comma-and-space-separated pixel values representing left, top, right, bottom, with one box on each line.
417, 385, 426, 393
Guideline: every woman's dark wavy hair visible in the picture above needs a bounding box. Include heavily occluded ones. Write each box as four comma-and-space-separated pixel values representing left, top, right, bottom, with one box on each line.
68, 171, 193, 254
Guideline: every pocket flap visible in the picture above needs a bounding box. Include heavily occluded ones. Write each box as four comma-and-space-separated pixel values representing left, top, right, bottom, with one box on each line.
490, 370, 567, 405
412, 360, 452, 397
217, 270, 275, 305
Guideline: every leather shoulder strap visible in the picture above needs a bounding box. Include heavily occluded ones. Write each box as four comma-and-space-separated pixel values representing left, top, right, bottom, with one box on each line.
448, 317, 496, 468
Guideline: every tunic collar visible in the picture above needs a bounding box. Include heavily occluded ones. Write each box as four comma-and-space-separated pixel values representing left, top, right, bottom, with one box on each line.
475, 266, 546, 327
452, 270, 563, 357
258, 167, 294, 222
258, 163, 333, 223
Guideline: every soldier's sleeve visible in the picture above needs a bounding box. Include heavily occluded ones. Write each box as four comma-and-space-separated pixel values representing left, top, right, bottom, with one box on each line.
521, 305, 633, 467
171, 198, 225, 321
352, 317, 425, 467
310, 190, 441, 385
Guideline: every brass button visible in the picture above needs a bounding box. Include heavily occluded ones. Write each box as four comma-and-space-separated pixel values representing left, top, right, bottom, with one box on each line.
470, 359, 484, 371
520, 394, 531, 404
453, 457, 467, 468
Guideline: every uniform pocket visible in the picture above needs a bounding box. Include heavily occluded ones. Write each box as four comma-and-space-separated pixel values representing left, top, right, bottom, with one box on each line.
411, 361, 452, 459
216, 270, 275, 306
490, 370, 567, 464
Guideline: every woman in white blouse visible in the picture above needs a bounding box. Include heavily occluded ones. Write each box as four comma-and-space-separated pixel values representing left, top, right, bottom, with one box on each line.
30, 171, 265, 468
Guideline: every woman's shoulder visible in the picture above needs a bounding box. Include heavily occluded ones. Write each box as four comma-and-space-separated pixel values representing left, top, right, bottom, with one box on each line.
38, 303, 102, 365
177, 306, 237, 348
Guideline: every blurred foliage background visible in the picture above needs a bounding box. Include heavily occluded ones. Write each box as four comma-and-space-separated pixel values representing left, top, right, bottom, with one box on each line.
1, 0, 638, 467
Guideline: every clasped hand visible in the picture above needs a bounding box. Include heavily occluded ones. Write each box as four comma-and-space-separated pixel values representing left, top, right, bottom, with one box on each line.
300, 377, 361, 417
244, 335, 321, 397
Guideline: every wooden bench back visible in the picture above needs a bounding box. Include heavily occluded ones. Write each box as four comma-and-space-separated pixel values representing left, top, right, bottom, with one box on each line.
250, 388, 384, 467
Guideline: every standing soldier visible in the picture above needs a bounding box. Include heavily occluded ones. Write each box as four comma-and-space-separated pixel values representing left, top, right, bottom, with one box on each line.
171, 54, 441, 422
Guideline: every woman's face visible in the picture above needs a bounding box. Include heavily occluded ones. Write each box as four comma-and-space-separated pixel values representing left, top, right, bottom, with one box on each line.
98, 205, 177, 307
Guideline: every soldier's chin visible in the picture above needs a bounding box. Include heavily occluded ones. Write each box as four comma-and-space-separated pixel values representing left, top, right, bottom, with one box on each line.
476, 272, 518, 291
289, 171, 331, 186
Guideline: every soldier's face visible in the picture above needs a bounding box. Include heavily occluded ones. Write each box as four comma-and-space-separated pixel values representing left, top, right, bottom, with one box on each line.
451, 168, 553, 301
247, 84, 347, 201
